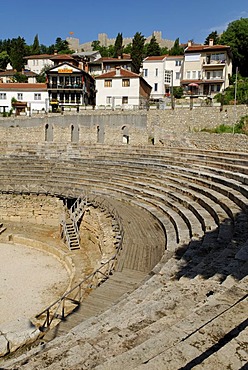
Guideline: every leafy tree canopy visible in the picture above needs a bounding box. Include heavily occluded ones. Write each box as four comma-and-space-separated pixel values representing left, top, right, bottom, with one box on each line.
10, 37, 27, 71
31, 34, 40, 55
220, 18, 248, 76
131, 32, 146, 74
114, 32, 123, 58
204, 31, 220, 45
0, 51, 10, 70
146, 35, 161, 56
169, 38, 184, 55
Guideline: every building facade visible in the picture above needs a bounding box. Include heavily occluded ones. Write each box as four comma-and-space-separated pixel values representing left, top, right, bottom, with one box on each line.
0, 83, 48, 114
24, 54, 54, 74
46, 56, 96, 110
181, 40, 232, 96
142, 55, 183, 101
95, 67, 151, 110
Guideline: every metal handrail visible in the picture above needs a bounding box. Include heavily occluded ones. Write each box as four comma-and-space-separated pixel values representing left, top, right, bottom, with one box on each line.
35, 196, 124, 331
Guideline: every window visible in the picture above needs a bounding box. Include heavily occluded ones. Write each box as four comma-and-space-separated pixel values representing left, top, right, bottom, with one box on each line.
104, 79, 112, 87
122, 96, 128, 104
106, 96, 112, 104
122, 79, 130, 87
164, 70, 171, 84
186, 71, 191, 79
0, 93, 6, 99
175, 60, 182, 66
155, 68, 158, 77
143, 69, 148, 77
211, 53, 225, 62
154, 83, 158, 92
192, 71, 196, 79
198, 71, 201, 79
175, 72, 180, 80
17, 93, 23, 100
34, 93, 41, 100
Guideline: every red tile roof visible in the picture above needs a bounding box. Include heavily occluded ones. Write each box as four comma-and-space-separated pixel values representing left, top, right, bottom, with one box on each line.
186, 44, 231, 53
24, 54, 53, 60
0, 83, 47, 90
95, 68, 139, 79
144, 55, 168, 61
49, 54, 76, 60
0, 70, 37, 76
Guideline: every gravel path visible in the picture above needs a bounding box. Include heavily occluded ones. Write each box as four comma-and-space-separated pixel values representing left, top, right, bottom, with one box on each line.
0, 243, 69, 326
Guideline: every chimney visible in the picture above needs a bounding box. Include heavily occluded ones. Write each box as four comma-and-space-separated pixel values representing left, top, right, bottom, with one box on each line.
115, 66, 121, 76
188, 40, 192, 47
209, 39, 214, 46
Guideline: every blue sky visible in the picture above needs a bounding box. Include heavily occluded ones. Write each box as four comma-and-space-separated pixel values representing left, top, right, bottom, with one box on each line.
0, 0, 247, 46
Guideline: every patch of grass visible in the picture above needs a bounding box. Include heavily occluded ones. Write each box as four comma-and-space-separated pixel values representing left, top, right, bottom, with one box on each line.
201, 115, 248, 135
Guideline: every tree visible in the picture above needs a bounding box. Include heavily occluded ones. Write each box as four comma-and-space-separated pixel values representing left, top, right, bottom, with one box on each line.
13, 72, 28, 83
54, 37, 73, 54
204, 31, 220, 45
131, 32, 146, 74
114, 33, 123, 58
91, 40, 101, 51
146, 35, 160, 56
10, 37, 27, 71
31, 34, 40, 55
123, 43, 132, 54
36, 65, 51, 83
220, 18, 248, 77
169, 38, 184, 55
0, 51, 10, 70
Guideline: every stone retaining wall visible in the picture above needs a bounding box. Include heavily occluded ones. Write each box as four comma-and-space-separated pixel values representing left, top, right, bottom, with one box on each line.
0, 195, 64, 226
0, 105, 247, 148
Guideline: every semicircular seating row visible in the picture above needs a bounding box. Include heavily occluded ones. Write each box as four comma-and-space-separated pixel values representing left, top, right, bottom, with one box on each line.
1, 143, 248, 369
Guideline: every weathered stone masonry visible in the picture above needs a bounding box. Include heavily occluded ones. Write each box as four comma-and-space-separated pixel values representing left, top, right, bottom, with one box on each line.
0, 105, 247, 149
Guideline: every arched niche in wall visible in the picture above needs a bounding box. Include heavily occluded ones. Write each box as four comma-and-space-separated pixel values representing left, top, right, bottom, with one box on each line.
45, 123, 53, 142
122, 125, 129, 144
71, 124, 79, 143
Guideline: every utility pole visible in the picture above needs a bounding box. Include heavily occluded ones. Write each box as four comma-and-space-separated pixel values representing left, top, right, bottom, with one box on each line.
170, 70, 174, 110
233, 66, 238, 134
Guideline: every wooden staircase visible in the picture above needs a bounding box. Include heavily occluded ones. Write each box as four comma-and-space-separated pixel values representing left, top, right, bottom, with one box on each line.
61, 195, 88, 251
0, 223, 6, 234
64, 215, 80, 250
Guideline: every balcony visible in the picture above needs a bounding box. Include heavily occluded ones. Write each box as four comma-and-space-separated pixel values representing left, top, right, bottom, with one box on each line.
48, 83, 83, 90
202, 59, 226, 68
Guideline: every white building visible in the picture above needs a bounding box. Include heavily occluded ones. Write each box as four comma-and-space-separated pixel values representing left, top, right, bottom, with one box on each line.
0, 69, 38, 84
24, 54, 54, 74
95, 67, 152, 110
142, 55, 183, 101
0, 83, 48, 114
181, 40, 232, 96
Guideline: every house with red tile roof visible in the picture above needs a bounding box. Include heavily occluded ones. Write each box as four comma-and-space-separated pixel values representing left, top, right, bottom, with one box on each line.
181, 40, 232, 96
24, 54, 54, 74
0, 69, 38, 84
95, 67, 151, 110
142, 54, 183, 101
0, 83, 48, 114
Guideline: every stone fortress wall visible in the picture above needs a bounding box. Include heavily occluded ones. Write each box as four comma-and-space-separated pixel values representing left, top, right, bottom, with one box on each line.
67, 31, 175, 52
0, 105, 247, 150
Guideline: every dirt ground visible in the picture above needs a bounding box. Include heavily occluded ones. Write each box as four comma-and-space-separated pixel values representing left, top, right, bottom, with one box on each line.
0, 207, 115, 329
0, 242, 70, 326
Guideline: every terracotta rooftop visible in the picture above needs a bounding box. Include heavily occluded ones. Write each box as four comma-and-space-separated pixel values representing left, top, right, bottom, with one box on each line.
0, 83, 47, 90
144, 55, 168, 61
49, 54, 76, 61
0, 70, 37, 76
24, 54, 53, 60
95, 68, 139, 79
186, 44, 231, 53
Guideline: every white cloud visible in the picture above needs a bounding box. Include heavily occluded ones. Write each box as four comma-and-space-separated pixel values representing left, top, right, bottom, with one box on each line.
208, 11, 248, 35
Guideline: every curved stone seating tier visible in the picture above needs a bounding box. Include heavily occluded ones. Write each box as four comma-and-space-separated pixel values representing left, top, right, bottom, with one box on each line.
1, 144, 248, 369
